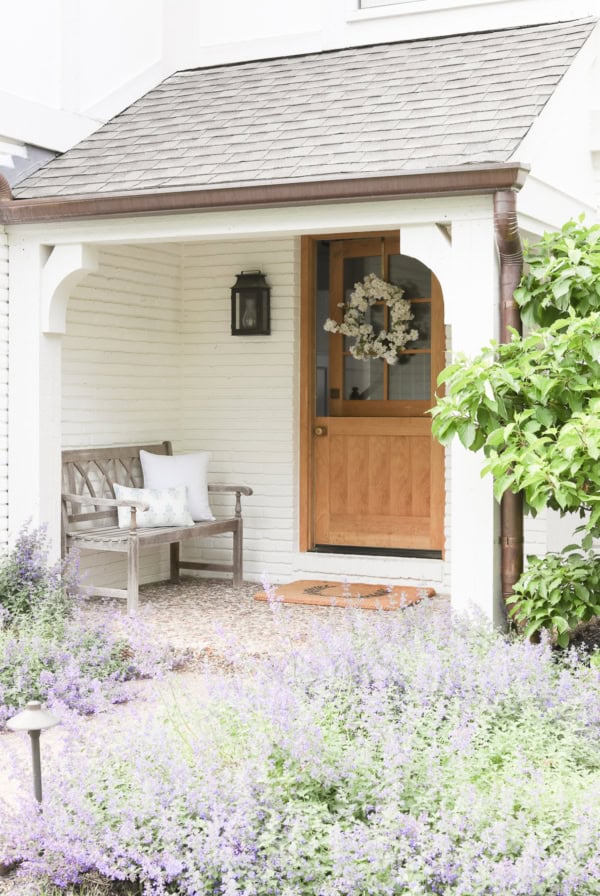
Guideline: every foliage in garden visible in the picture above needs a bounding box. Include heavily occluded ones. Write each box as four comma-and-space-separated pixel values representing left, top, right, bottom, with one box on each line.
508, 549, 600, 647
514, 218, 600, 326
0, 523, 79, 626
2, 604, 600, 895
431, 313, 600, 528
0, 526, 174, 726
431, 218, 600, 644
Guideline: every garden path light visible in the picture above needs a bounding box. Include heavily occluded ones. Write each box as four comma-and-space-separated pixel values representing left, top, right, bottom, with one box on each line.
6, 700, 59, 803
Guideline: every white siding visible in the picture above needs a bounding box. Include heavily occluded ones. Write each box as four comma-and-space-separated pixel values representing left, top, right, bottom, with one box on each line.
62, 244, 182, 587
180, 237, 445, 591
524, 510, 548, 560
60, 236, 446, 593
180, 238, 299, 582
0, 230, 8, 547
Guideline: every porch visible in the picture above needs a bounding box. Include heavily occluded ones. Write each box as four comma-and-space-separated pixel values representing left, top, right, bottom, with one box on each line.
7, 197, 505, 620
2, 18, 598, 625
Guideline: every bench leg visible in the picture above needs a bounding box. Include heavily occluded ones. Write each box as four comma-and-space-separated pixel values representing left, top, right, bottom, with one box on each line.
233, 519, 243, 588
127, 536, 140, 615
170, 543, 180, 583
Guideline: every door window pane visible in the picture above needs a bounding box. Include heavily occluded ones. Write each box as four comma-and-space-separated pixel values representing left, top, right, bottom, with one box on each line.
343, 302, 385, 352
344, 256, 381, 297
389, 353, 431, 400
315, 241, 331, 416
344, 356, 385, 401
389, 255, 432, 299
408, 302, 431, 349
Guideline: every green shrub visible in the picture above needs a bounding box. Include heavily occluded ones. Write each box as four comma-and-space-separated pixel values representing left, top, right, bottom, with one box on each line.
508, 549, 600, 646
514, 217, 600, 326
432, 219, 600, 645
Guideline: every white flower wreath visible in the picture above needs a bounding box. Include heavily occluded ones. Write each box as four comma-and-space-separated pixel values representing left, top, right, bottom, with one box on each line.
324, 273, 418, 365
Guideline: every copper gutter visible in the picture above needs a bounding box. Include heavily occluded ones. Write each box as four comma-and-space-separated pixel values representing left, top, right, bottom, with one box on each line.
0, 163, 529, 224
493, 190, 524, 610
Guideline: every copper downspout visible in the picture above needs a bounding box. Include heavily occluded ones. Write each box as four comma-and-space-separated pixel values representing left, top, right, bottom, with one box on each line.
493, 190, 524, 609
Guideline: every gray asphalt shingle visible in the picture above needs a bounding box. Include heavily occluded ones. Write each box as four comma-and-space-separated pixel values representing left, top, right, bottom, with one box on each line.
14, 17, 596, 200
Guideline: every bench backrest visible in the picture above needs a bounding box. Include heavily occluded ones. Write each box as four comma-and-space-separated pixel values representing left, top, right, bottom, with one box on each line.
62, 442, 173, 532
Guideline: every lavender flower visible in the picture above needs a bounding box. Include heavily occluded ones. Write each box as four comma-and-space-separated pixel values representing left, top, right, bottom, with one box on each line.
2, 602, 599, 895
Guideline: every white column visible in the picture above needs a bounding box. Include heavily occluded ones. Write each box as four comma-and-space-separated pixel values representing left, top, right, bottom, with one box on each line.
8, 236, 63, 555
445, 213, 503, 626
8, 237, 97, 558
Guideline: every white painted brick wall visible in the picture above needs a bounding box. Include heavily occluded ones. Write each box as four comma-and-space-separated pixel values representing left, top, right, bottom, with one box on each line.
180, 238, 299, 582
62, 244, 182, 588
524, 510, 547, 560
0, 230, 8, 549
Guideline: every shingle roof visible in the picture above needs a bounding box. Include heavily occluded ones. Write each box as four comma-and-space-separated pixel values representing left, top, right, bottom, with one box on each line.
14, 17, 596, 200
0, 141, 56, 188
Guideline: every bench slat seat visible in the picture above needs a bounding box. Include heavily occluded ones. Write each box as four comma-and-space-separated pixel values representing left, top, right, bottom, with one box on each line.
68, 518, 244, 551
62, 441, 252, 613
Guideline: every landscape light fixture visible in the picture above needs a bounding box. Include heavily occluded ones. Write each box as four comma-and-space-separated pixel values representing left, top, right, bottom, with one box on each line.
7, 700, 59, 803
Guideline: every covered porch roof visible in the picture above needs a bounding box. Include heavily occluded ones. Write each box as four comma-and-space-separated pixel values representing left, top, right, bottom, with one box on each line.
0, 17, 596, 224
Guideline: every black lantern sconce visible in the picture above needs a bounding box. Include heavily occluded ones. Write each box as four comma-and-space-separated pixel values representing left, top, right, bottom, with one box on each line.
231, 270, 271, 336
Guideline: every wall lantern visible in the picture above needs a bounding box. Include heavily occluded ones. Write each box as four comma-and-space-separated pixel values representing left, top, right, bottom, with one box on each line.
7, 700, 59, 803
231, 270, 271, 336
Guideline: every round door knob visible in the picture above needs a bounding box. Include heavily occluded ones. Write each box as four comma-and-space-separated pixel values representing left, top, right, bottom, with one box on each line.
314, 425, 328, 436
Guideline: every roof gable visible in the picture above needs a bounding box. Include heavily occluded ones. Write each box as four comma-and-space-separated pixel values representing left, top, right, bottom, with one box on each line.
13, 17, 596, 201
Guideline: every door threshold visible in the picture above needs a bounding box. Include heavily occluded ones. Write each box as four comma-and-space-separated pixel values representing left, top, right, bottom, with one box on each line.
312, 545, 442, 560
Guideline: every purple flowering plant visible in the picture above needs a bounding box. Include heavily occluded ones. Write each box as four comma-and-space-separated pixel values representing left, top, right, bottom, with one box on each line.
0, 524, 79, 625
0, 526, 174, 727
2, 601, 600, 895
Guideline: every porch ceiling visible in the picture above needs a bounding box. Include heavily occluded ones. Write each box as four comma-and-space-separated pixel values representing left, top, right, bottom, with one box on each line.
3, 17, 597, 215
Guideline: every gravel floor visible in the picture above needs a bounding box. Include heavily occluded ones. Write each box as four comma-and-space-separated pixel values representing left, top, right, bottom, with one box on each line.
117, 575, 374, 655
76, 576, 414, 668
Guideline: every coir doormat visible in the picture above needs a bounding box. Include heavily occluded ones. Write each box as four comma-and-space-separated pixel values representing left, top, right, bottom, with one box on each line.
253, 580, 435, 611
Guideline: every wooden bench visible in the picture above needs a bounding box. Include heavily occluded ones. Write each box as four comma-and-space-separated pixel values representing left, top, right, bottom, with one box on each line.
61, 442, 252, 614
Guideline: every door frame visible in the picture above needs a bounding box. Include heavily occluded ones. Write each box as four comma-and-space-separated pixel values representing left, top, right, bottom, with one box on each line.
300, 230, 413, 552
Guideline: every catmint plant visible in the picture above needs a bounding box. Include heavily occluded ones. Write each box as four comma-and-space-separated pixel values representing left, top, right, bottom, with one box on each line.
2, 602, 599, 895
0, 525, 176, 726
0, 524, 79, 625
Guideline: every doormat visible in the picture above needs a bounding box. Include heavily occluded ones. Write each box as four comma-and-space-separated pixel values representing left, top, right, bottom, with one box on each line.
253, 580, 435, 611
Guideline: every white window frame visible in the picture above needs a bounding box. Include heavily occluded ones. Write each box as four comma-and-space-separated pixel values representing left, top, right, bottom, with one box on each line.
347, 0, 507, 22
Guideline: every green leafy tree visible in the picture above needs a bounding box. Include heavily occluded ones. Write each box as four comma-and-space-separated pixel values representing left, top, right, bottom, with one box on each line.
515, 218, 600, 326
431, 219, 600, 646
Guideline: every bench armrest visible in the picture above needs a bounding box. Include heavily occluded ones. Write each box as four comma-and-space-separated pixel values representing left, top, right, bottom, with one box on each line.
207, 483, 252, 519
62, 492, 150, 512
208, 484, 253, 497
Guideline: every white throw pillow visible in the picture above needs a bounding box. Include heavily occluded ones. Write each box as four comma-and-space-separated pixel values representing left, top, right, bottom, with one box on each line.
113, 484, 195, 528
139, 450, 215, 521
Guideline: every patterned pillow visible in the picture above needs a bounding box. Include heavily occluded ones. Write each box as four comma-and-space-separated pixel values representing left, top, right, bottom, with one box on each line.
140, 450, 215, 521
113, 484, 195, 529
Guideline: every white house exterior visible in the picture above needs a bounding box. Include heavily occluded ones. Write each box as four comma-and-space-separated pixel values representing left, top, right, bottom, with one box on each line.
2, 1, 600, 626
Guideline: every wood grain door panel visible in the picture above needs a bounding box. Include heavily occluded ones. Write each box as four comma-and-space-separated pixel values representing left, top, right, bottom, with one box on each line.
314, 416, 442, 550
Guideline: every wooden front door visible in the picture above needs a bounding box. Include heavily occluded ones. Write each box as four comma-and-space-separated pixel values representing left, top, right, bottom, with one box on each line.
303, 234, 445, 554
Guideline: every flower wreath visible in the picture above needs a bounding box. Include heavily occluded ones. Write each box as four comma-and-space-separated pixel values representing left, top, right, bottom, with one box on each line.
324, 273, 418, 365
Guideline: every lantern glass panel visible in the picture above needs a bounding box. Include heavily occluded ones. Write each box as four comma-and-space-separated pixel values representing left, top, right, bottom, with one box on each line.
231, 271, 270, 335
